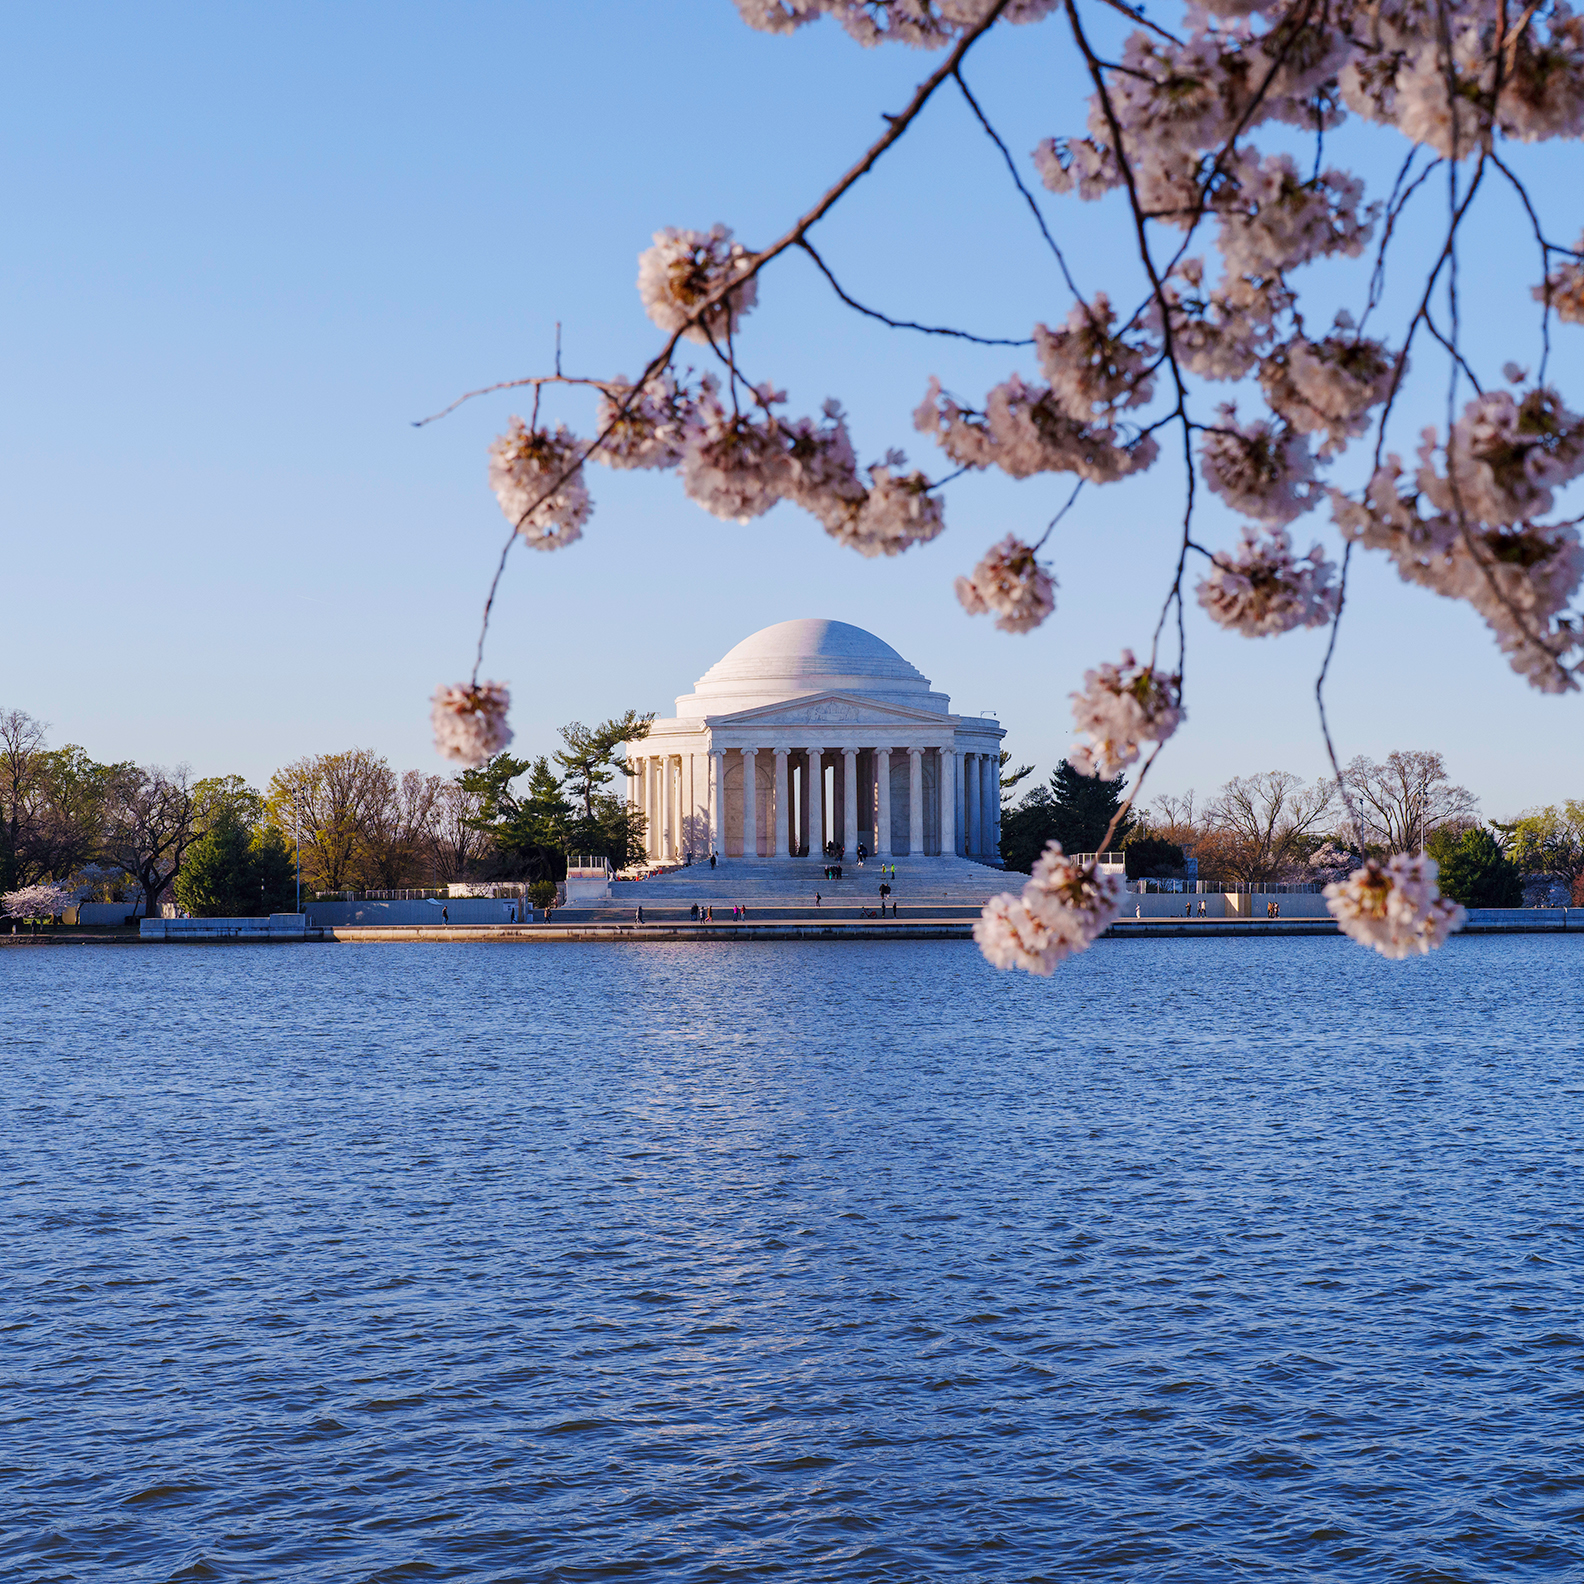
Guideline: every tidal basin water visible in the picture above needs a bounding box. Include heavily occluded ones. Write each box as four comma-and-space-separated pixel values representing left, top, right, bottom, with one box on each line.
4, 936, 1583, 1582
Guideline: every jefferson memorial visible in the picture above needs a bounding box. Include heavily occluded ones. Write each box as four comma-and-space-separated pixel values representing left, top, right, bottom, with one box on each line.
626, 619, 1006, 865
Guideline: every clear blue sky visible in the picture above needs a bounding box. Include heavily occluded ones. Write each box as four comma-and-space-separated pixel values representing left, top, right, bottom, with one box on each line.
4, 1, 1578, 818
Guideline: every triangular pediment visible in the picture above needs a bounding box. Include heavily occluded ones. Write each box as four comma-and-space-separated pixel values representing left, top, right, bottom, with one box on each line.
709, 690, 953, 729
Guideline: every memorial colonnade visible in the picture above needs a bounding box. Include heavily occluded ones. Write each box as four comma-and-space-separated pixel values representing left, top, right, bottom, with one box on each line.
627, 742, 1003, 863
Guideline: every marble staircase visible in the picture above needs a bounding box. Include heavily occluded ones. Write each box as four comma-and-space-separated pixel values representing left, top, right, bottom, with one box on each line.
584, 854, 1009, 913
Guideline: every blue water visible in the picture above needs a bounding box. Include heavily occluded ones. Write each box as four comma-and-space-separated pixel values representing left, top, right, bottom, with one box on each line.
3, 936, 1583, 1582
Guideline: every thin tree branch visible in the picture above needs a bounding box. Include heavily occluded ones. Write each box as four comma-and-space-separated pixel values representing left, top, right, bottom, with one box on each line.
952, 68, 1087, 304
798, 239, 1032, 346
414, 375, 617, 429
1032, 478, 1084, 551
1315, 542, 1367, 851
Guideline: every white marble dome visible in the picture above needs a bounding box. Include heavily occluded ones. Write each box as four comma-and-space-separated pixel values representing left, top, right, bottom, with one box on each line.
674, 619, 950, 716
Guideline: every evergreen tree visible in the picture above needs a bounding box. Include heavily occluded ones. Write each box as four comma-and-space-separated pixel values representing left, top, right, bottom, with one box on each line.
555, 711, 654, 818
999, 760, 1134, 874
252, 824, 298, 912
175, 810, 297, 915
1123, 835, 1186, 879
1430, 826, 1523, 908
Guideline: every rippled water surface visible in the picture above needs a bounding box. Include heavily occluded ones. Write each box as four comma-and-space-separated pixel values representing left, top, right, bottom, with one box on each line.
4, 936, 1584, 1581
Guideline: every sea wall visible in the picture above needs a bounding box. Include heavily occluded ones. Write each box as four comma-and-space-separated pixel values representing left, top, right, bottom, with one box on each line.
305, 898, 524, 926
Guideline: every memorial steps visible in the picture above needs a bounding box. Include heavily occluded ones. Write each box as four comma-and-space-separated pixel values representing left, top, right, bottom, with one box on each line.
591, 854, 1010, 911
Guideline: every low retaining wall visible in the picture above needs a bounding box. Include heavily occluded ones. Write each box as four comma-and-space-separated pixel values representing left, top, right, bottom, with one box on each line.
1125, 892, 1331, 920
140, 913, 308, 940
305, 898, 525, 926
76, 902, 144, 926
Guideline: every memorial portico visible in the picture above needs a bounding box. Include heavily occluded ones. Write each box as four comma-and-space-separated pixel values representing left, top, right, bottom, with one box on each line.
624, 619, 1005, 864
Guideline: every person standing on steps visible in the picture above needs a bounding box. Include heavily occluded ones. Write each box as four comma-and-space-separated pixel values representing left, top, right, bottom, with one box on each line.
636, 905, 645, 925
815, 891, 822, 907
710, 852, 716, 870
442, 905, 449, 925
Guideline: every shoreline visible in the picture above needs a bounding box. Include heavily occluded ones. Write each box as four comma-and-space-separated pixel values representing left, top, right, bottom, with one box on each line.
7, 913, 1579, 946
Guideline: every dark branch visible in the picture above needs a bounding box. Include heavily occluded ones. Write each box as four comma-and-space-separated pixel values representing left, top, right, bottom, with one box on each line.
798, 239, 1032, 346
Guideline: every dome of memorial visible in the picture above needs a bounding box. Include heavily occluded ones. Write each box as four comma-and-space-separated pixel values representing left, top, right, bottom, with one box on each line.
674, 618, 950, 716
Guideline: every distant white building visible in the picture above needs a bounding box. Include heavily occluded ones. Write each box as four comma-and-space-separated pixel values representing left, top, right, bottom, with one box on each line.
625, 619, 1006, 864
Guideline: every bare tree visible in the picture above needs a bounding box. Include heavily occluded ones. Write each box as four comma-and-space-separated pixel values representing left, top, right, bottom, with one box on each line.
1145, 790, 1200, 849
1342, 752, 1479, 854
1, 711, 121, 889
265, 749, 395, 893
430, 777, 490, 883
364, 770, 444, 888
0, 709, 49, 889
101, 764, 197, 917
1207, 772, 1337, 884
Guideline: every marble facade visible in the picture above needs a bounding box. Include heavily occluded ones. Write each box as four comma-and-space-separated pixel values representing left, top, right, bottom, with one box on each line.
624, 619, 1006, 864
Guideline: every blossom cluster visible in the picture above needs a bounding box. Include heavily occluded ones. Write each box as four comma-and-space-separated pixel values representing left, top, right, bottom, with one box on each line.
1199, 404, 1317, 526
1536, 237, 1584, 324
488, 420, 590, 549
493, 374, 945, 558
974, 840, 1124, 974
1331, 388, 1584, 690
2, 883, 79, 921
431, 681, 514, 767
1323, 854, 1467, 959
955, 535, 1057, 632
735, 0, 1059, 49
1196, 526, 1340, 637
914, 374, 1158, 484
636, 225, 758, 346
1069, 649, 1183, 779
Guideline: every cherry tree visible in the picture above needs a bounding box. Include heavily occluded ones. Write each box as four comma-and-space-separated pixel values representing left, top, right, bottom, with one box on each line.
3, 882, 78, 927
423, 0, 1584, 968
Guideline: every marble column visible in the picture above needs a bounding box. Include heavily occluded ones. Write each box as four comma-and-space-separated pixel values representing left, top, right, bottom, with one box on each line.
874, 749, 892, 857
965, 753, 980, 857
990, 753, 1002, 858
773, 748, 790, 858
741, 748, 758, 858
632, 755, 645, 852
663, 756, 675, 860
684, 753, 695, 859
842, 749, 859, 854
980, 756, 995, 861
953, 750, 966, 856
806, 749, 823, 856
908, 748, 924, 857
937, 747, 955, 859
642, 758, 654, 857
712, 751, 727, 857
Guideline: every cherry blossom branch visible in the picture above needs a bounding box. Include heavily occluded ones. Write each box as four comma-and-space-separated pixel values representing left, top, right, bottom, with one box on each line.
1487, 150, 1563, 381
1358, 150, 1440, 333
1096, 738, 1169, 860
1369, 153, 1489, 470
1423, 307, 1484, 392
952, 68, 1087, 305
1155, 0, 1326, 283
1063, 0, 1193, 685
1091, 0, 1181, 45
796, 239, 1032, 345
1314, 543, 1368, 852
449, 0, 1018, 680
413, 374, 617, 428
1031, 478, 1084, 552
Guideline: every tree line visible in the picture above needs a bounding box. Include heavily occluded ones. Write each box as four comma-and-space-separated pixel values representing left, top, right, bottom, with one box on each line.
0, 706, 654, 919
999, 749, 1584, 911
